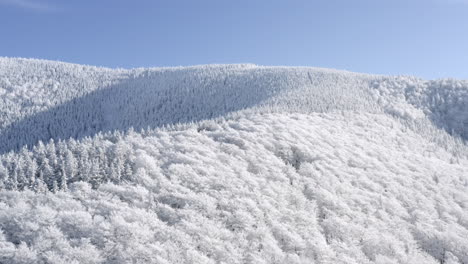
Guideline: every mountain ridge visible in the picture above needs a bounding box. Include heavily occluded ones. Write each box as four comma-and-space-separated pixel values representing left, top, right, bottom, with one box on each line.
1, 58, 467, 153
0, 58, 467, 264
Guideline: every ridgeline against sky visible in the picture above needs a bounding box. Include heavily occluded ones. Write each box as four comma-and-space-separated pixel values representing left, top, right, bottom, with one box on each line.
1, 0, 468, 79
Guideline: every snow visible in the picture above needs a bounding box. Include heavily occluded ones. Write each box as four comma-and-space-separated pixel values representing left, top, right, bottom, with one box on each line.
0, 58, 467, 263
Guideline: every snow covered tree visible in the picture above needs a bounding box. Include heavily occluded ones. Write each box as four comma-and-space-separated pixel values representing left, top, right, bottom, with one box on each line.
34, 171, 48, 192
64, 149, 77, 182
41, 159, 55, 189
0, 163, 8, 189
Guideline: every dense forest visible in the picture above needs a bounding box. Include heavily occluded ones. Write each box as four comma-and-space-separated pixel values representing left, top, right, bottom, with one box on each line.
1, 58, 467, 264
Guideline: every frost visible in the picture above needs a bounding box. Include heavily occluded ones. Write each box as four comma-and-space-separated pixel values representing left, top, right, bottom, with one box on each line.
0, 58, 467, 263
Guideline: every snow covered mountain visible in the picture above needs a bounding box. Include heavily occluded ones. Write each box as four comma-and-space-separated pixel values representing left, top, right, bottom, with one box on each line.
0, 58, 467, 264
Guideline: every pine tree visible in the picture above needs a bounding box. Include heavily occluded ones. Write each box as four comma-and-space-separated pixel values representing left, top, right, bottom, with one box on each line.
52, 180, 59, 193
25, 156, 38, 189
0, 163, 8, 189
34, 171, 48, 193
64, 149, 77, 182
42, 159, 55, 189
124, 162, 133, 180
60, 163, 68, 191
13, 156, 26, 189
9, 168, 18, 191
89, 159, 103, 187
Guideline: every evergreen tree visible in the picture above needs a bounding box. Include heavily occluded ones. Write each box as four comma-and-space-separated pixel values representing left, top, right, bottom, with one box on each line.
0, 163, 8, 189
64, 149, 77, 182
25, 156, 38, 189
34, 171, 48, 193
52, 180, 59, 193
9, 168, 18, 191
124, 162, 133, 180
60, 166, 68, 191
42, 159, 54, 189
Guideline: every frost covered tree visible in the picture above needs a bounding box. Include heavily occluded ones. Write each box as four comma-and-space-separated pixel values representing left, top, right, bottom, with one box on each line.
41, 159, 54, 189
0, 163, 7, 189
64, 149, 77, 182
0, 58, 467, 263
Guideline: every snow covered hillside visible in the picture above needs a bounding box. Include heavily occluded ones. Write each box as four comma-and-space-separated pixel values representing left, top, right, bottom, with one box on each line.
0, 58, 468, 264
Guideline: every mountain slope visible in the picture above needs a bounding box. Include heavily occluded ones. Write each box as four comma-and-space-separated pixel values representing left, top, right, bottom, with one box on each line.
0, 58, 467, 264
1, 58, 467, 153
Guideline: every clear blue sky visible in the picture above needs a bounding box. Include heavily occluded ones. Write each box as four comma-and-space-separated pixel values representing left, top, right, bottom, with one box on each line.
1, 0, 467, 79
